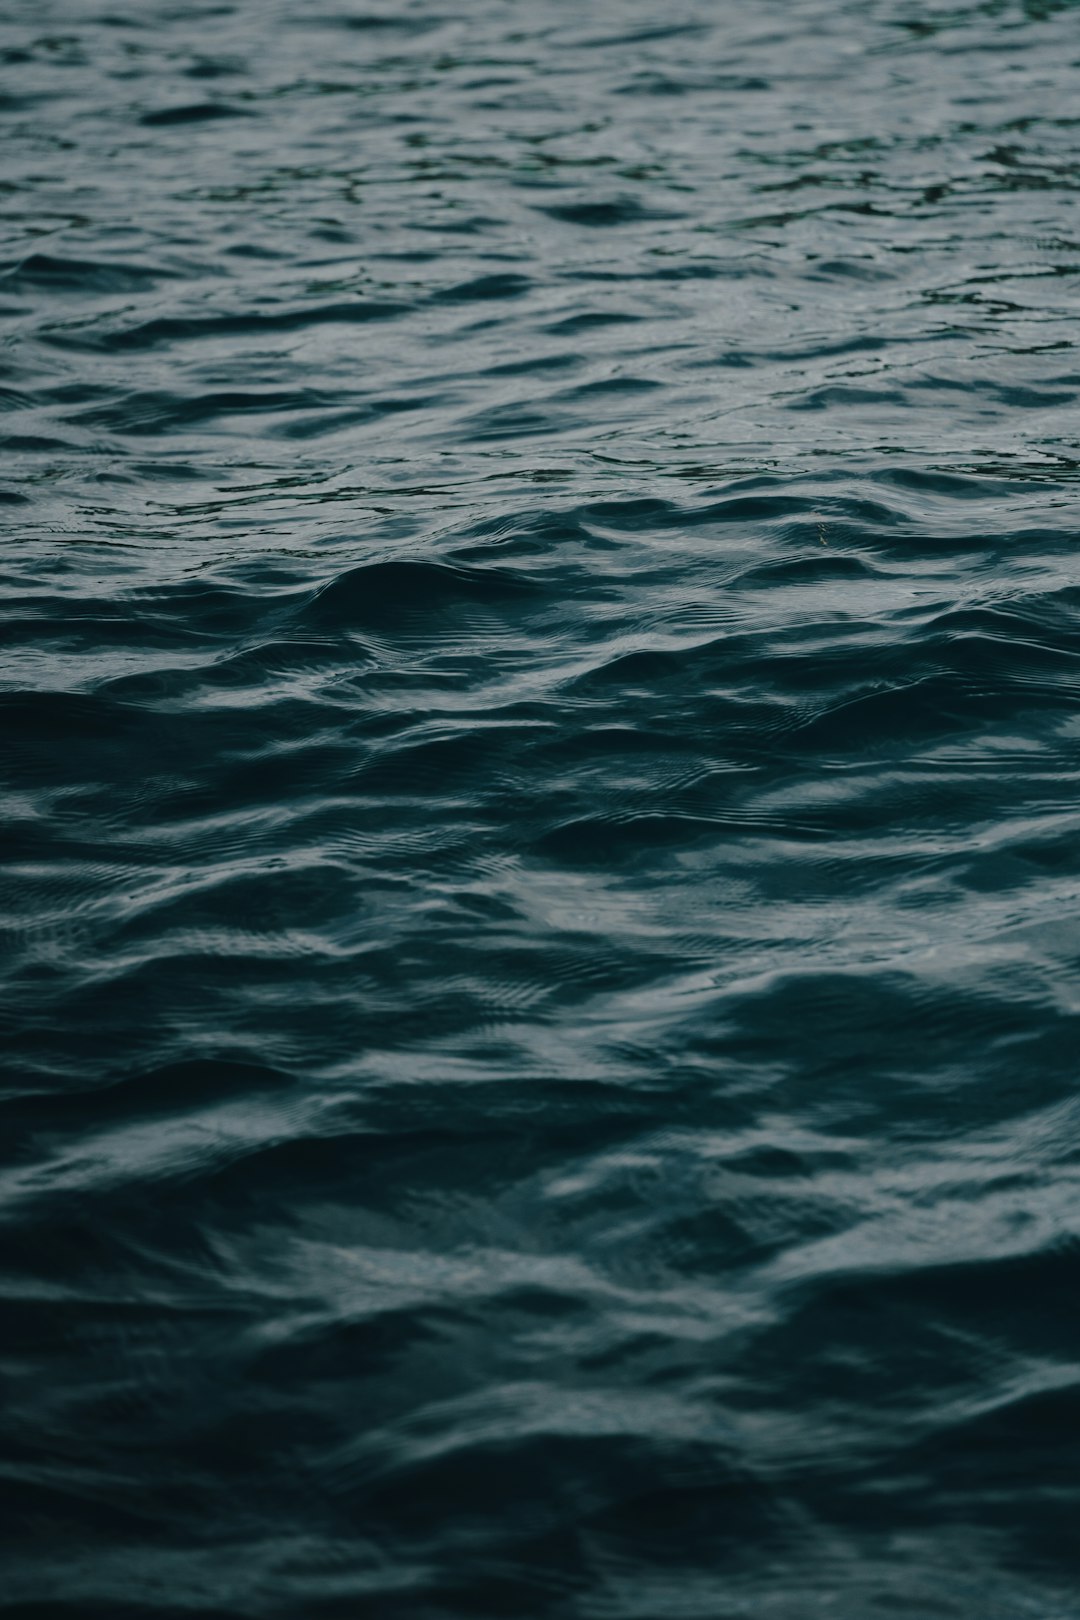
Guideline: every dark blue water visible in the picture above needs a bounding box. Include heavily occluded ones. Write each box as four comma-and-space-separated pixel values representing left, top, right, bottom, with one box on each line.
3, 1, 1080, 1614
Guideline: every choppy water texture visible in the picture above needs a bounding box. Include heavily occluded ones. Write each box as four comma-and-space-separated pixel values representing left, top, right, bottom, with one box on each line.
3, 0, 1080, 1614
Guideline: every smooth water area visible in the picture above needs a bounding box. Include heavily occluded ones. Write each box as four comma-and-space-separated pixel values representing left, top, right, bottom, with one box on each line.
3, 1, 1080, 1614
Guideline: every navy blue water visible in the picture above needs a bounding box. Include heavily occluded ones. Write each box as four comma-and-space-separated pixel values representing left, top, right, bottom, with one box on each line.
3, 0, 1080, 1614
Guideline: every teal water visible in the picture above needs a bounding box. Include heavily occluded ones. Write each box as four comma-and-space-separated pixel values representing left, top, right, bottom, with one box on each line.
3, 2, 1080, 1615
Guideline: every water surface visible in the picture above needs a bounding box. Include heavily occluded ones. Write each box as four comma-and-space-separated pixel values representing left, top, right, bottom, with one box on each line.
3, 1, 1080, 1615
